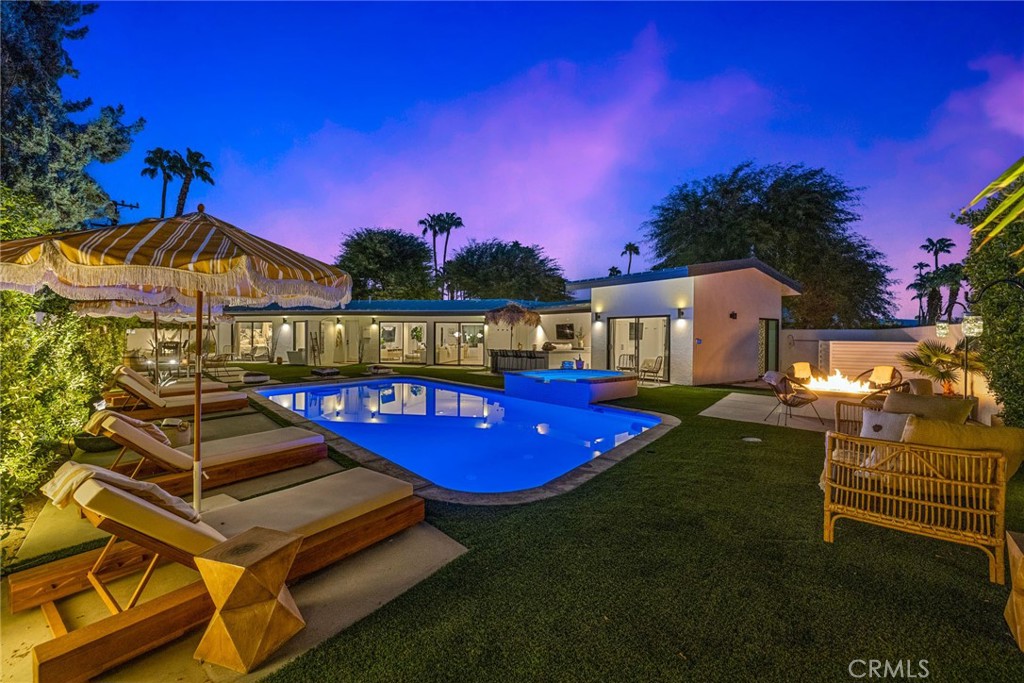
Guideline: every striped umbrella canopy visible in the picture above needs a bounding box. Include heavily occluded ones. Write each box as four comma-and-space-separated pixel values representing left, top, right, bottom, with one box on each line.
0, 207, 351, 511
73, 299, 232, 322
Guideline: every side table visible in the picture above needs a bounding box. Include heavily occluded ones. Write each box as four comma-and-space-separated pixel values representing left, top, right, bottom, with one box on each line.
194, 527, 305, 672
1007, 531, 1024, 652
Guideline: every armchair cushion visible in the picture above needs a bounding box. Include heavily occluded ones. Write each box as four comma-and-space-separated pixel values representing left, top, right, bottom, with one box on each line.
901, 416, 1024, 479
882, 392, 973, 424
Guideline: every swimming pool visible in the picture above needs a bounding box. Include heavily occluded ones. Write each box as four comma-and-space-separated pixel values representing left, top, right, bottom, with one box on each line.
505, 369, 638, 405
257, 379, 659, 493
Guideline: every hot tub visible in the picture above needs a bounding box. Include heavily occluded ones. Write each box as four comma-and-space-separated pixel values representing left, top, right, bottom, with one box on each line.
504, 369, 638, 406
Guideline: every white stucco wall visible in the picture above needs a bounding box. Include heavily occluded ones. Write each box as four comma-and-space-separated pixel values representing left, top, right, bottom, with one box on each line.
589, 277, 694, 384
692, 269, 785, 385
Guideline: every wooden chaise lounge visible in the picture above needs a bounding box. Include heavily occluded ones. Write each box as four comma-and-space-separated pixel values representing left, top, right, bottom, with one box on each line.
84, 410, 328, 495
111, 372, 249, 420
115, 365, 231, 397
10, 464, 425, 683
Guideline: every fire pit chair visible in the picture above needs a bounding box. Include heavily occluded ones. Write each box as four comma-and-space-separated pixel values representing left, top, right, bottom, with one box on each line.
786, 361, 825, 382
761, 370, 824, 426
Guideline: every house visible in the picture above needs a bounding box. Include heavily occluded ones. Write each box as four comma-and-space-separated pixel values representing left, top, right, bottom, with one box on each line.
127, 258, 800, 385
568, 258, 801, 385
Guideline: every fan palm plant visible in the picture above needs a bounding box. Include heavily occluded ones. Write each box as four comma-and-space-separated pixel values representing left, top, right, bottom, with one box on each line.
139, 147, 179, 218
172, 148, 215, 216
965, 156, 1023, 267
899, 338, 985, 396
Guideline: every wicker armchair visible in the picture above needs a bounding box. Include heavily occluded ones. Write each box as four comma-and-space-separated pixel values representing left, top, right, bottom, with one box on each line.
825, 401, 1007, 584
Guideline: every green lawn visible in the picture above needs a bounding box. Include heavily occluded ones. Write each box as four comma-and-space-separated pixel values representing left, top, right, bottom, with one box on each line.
259, 366, 1024, 681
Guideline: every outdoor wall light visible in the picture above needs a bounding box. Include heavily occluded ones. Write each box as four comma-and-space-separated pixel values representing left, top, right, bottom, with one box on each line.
593, 312, 602, 322
282, 316, 288, 322
371, 317, 377, 325
729, 311, 738, 320
677, 307, 687, 319
962, 315, 984, 337
935, 321, 950, 338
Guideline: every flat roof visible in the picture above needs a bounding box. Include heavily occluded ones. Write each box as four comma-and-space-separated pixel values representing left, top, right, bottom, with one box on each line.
227, 298, 592, 316
566, 258, 803, 295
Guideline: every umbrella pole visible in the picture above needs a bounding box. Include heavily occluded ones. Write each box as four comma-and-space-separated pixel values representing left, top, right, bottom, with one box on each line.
192, 291, 204, 512
152, 312, 160, 384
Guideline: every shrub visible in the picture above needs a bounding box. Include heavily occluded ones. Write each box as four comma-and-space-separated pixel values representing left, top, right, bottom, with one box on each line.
962, 182, 1024, 426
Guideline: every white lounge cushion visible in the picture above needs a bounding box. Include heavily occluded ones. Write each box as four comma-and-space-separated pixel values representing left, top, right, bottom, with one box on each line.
172, 427, 323, 468
204, 468, 413, 538
73, 478, 226, 556
160, 391, 247, 408
116, 365, 228, 396
115, 373, 246, 408
100, 414, 322, 471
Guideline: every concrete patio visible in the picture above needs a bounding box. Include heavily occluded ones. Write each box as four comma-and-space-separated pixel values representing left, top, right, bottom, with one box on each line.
698, 391, 833, 432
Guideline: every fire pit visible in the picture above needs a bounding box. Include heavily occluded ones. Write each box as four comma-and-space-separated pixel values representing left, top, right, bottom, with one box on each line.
804, 369, 873, 395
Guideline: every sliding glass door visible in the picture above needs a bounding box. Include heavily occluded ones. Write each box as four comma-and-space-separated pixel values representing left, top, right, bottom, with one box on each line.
434, 321, 486, 366
235, 321, 273, 361
379, 321, 427, 364
608, 316, 669, 382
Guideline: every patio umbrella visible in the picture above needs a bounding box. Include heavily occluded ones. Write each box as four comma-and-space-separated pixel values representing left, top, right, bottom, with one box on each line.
484, 302, 541, 347
0, 207, 351, 510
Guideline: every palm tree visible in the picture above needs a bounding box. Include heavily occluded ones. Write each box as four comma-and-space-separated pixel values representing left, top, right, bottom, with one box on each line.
437, 212, 465, 273
911, 261, 930, 322
920, 237, 956, 271
608, 265, 622, 277
905, 277, 928, 324
418, 213, 441, 279
140, 147, 180, 218
934, 262, 965, 322
922, 270, 943, 324
621, 242, 640, 274
172, 148, 215, 216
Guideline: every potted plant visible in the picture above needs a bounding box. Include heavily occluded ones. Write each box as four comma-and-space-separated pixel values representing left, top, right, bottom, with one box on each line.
899, 338, 985, 396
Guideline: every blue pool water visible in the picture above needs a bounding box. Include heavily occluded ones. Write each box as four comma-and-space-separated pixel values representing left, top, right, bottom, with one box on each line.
517, 370, 630, 382
257, 379, 659, 493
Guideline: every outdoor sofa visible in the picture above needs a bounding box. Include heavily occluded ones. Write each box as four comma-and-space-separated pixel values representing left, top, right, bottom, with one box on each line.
823, 392, 1023, 584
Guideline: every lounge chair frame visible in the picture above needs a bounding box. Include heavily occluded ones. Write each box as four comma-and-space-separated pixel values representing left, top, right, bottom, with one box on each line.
110, 374, 249, 421
11, 493, 425, 682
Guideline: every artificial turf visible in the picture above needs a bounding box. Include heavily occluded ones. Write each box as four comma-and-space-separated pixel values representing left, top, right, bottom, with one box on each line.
257, 367, 1024, 681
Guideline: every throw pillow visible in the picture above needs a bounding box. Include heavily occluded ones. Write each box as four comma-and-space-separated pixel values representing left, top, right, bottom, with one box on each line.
901, 416, 1024, 479
859, 409, 910, 443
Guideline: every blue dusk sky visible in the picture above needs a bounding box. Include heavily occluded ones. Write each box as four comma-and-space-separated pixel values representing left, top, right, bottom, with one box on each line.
65, 1, 1024, 316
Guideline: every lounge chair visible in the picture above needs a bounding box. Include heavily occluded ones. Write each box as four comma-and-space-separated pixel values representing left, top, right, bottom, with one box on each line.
114, 364, 230, 397
638, 356, 663, 382
112, 372, 249, 420
12, 464, 424, 682
83, 410, 328, 495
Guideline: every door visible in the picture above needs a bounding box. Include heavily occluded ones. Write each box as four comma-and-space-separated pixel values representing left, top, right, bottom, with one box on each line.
608, 316, 669, 382
759, 319, 780, 374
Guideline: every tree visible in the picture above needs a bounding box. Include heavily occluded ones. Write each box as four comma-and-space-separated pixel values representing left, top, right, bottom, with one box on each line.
608, 265, 622, 277
140, 147, 179, 218
935, 262, 965, 322
172, 148, 214, 216
905, 276, 928, 325
644, 162, 895, 328
418, 213, 441, 277
1, 1, 144, 229
965, 156, 1023, 267
417, 212, 465, 294
445, 239, 569, 301
962, 177, 1024, 426
920, 237, 956, 271
912, 261, 929, 322
334, 228, 437, 300
621, 242, 640, 274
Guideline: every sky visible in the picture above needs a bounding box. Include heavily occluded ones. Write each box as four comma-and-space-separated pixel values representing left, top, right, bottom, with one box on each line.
64, 1, 1024, 317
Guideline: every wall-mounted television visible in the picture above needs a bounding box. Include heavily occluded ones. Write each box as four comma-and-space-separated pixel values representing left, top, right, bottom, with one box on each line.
555, 323, 575, 340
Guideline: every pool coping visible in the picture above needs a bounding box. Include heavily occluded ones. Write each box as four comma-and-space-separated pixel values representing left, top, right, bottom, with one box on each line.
245, 374, 679, 506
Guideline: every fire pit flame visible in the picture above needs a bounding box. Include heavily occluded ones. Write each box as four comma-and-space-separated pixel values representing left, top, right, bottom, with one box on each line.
804, 369, 872, 394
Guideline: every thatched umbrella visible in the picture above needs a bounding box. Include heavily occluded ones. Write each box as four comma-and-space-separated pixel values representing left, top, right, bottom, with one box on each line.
0, 207, 351, 510
484, 302, 541, 347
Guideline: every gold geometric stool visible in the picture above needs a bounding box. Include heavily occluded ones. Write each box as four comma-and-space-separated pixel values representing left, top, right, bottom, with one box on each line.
194, 527, 305, 672
1006, 531, 1024, 653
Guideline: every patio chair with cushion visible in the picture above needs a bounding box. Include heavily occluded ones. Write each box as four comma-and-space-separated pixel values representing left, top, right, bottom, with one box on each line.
13, 463, 424, 681
83, 410, 328, 496
616, 354, 636, 372
762, 370, 823, 426
854, 365, 903, 391
639, 356, 664, 382
113, 365, 230, 397
111, 373, 249, 420
787, 361, 825, 382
